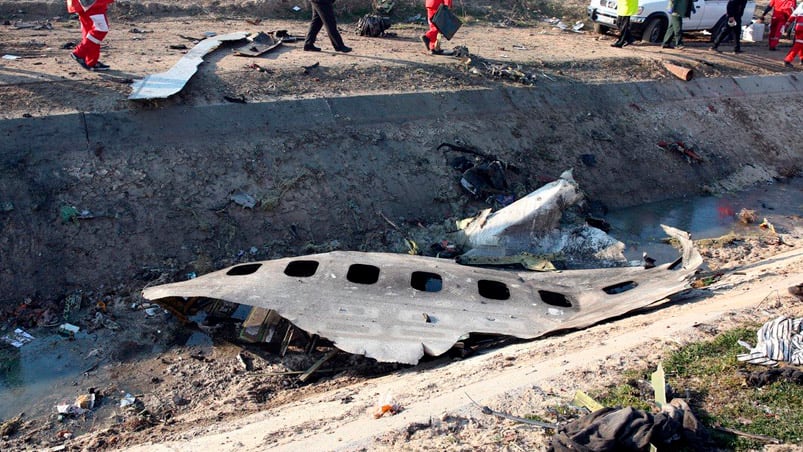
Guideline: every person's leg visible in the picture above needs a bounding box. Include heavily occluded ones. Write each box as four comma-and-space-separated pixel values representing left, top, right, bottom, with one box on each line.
663, 15, 680, 47
305, 5, 323, 48
613, 16, 629, 46
424, 4, 441, 50
675, 17, 684, 46
72, 7, 109, 67
784, 46, 796, 64
711, 16, 726, 49
733, 20, 742, 52
623, 16, 634, 44
769, 14, 785, 49
314, 0, 346, 49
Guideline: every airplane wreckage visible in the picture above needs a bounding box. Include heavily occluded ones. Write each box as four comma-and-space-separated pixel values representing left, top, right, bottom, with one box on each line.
143, 172, 704, 365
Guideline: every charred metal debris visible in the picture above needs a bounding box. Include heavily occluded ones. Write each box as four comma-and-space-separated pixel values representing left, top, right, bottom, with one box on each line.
143, 224, 702, 365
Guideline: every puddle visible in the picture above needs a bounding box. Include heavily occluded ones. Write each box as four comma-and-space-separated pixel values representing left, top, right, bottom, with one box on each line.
0, 331, 101, 420
605, 178, 803, 265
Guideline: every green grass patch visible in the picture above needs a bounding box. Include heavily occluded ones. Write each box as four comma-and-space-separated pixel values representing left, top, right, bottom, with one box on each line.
542, 325, 803, 450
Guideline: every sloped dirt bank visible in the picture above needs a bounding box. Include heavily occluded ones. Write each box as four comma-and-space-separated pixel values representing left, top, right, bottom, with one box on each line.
1, 79, 801, 305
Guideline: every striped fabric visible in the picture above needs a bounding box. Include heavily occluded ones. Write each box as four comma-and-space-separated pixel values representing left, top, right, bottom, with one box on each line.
737, 316, 803, 366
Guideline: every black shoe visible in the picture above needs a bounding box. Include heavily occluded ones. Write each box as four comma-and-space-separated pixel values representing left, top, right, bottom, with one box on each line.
785, 61, 794, 67
91, 61, 110, 71
70, 52, 90, 70
335, 45, 352, 53
430, 48, 444, 55
303, 44, 321, 52
662, 43, 673, 49
420, 34, 430, 51
709, 46, 720, 52
733, 48, 743, 54
611, 42, 624, 48
675, 45, 685, 50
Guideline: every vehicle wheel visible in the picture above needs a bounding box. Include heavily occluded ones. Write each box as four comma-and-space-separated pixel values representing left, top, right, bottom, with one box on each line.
641, 17, 666, 43
593, 23, 609, 35
710, 16, 732, 43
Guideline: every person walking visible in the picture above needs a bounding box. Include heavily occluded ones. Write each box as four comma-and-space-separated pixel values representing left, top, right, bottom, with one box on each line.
611, 0, 639, 47
67, 0, 114, 71
762, 0, 796, 50
783, 2, 803, 66
421, 0, 453, 54
710, 0, 749, 53
304, 0, 352, 53
662, 0, 695, 49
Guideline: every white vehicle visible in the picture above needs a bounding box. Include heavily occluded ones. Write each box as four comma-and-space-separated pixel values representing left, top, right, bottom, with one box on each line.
588, 0, 757, 43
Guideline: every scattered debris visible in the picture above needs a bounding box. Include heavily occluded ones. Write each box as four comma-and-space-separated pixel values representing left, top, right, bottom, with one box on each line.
302, 61, 319, 74
744, 367, 803, 387
143, 225, 702, 364
1, 328, 34, 348
356, 14, 391, 37
233, 31, 282, 57
790, 283, 803, 300
56, 392, 95, 417
737, 316, 803, 366
713, 425, 781, 444
229, 190, 257, 209
120, 393, 136, 408
2, 54, 21, 60
656, 140, 704, 163
299, 349, 338, 382
452, 169, 625, 263
0, 413, 23, 436
373, 392, 402, 418
759, 217, 776, 234
663, 61, 694, 81
58, 323, 80, 338
129, 32, 248, 100
223, 95, 246, 103
737, 208, 758, 224
549, 398, 705, 451
467, 393, 557, 428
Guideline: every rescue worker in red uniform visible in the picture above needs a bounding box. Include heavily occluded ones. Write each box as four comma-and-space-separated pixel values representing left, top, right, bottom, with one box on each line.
762, 0, 796, 50
421, 0, 453, 54
67, 0, 114, 71
783, 3, 803, 66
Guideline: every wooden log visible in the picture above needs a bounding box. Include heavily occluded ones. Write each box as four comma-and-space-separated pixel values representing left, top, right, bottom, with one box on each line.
663, 62, 694, 81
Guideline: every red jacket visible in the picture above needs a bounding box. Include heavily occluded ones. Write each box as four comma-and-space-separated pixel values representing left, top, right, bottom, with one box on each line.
67, 0, 114, 14
769, 0, 796, 17
426, 0, 453, 8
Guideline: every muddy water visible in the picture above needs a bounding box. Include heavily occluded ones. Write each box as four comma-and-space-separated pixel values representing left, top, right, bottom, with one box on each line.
1, 179, 800, 422
606, 177, 803, 265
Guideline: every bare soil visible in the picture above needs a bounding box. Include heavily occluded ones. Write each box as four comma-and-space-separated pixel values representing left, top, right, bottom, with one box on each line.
1, 0, 802, 451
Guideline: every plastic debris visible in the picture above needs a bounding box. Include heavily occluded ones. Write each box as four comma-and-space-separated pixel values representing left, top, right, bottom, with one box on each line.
2, 54, 21, 60
1, 328, 35, 348
292, 5, 301, 11
230, 190, 257, 209
737, 316, 803, 366
58, 323, 80, 338
759, 218, 776, 234
120, 393, 136, 408
373, 392, 402, 418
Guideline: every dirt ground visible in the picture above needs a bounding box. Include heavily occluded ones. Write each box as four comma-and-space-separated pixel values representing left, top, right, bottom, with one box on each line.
1, 0, 803, 450
0, 0, 794, 119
